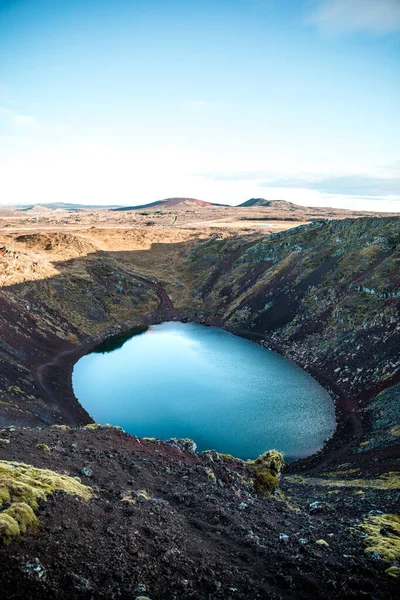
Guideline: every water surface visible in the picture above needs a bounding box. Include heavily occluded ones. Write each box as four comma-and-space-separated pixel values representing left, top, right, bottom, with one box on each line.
73, 322, 335, 460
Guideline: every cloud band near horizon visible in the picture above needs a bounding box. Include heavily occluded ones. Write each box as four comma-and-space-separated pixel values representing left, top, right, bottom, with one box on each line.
199, 171, 400, 197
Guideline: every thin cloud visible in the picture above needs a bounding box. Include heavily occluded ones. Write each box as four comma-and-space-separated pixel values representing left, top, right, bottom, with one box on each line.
199, 169, 400, 197
181, 100, 211, 111
259, 174, 400, 196
308, 0, 400, 35
0, 104, 12, 115
0, 105, 39, 126
198, 170, 270, 181
14, 115, 38, 127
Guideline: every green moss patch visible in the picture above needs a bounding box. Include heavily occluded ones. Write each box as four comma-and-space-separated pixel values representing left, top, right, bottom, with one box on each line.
35, 443, 51, 453
0, 460, 93, 543
361, 514, 400, 561
217, 453, 235, 462
385, 566, 400, 578
246, 450, 284, 495
84, 423, 102, 430
285, 472, 400, 490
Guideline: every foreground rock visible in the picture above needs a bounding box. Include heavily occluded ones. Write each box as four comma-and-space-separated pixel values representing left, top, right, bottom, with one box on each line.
0, 426, 398, 599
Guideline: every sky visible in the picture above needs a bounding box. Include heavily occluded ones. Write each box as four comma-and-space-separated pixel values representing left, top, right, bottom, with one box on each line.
0, 0, 399, 211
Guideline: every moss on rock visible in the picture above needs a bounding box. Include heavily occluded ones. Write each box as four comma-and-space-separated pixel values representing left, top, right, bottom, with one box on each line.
217, 453, 235, 462
0, 513, 20, 542
204, 467, 217, 484
0, 460, 93, 543
385, 566, 400, 578
360, 513, 400, 561
4, 502, 38, 533
36, 443, 51, 453
246, 450, 284, 495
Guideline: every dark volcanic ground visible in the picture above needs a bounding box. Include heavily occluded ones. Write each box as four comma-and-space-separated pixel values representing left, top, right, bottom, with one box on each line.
0, 425, 398, 600
0, 218, 399, 599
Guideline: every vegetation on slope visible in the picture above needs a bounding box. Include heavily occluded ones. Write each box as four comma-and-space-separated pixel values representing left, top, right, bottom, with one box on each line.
0, 460, 92, 542
189, 217, 399, 399
0, 217, 398, 598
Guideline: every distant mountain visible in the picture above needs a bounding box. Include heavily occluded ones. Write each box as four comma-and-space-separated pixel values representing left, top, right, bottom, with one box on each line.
113, 197, 226, 211
19, 203, 122, 211
237, 198, 387, 220
238, 198, 297, 208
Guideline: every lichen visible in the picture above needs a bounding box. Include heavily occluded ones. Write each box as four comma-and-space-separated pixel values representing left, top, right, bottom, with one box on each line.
325, 468, 360, 477
177, 437, 197, 447
84, 423, 102, 430
217, 453, 235, 461
205, 467, 217, 484
121, 489, 150, 503
36, 443, 50, 453
50, 424, 71, 431
246, 450, 284, 495
377, 472, 400, 489
285, 473, 400, 490
0, 460, 93, 543
385, 566, 400, 578
104, 423, 124, 431
168, 438, 197, 452
136, 489, 151, 502
360, 514, 400, 561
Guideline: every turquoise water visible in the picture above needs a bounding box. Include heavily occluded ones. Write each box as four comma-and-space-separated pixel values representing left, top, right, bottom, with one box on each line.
72, 322, 335, 461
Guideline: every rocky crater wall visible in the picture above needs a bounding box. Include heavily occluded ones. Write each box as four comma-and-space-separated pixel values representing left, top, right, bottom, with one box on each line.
0, 219, 399, 467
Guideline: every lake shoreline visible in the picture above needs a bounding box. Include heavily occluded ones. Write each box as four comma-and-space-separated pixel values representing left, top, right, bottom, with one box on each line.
34, 309, 359, 472
72, 321, 335, 461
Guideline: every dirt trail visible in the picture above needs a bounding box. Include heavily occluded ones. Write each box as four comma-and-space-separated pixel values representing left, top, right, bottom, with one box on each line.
124, 269, 175, 311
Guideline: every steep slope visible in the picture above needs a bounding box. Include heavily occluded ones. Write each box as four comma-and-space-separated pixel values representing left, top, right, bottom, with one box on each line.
188, 217, 400, 464
0, 219, 398, 448
0, 218, 399, 599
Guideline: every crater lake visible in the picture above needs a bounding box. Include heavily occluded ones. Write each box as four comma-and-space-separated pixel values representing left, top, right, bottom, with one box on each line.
72, 322, 336, 461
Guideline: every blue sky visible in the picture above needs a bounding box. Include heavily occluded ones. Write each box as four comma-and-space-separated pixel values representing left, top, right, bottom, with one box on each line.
0, 0, 399, 210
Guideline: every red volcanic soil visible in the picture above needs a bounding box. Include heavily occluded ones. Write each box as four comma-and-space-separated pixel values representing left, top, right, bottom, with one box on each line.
0, 426, 398, 600
0, 219, 399, 599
